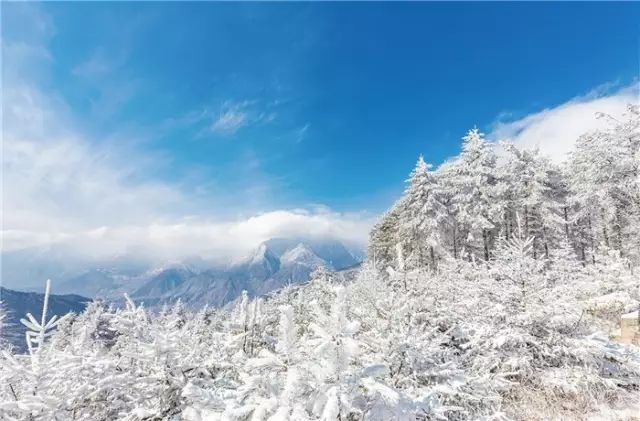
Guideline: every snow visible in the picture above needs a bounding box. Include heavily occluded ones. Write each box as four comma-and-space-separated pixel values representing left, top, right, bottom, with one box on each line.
280, 243, 323, 267
1, 105, 639, 420
248, 243, 272, 265
2, 246, 638, 420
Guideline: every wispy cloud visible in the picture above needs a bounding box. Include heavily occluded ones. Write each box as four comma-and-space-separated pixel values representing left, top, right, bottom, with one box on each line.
488, 82, 638, 162
72, 49, 123, 79
1, 4, 373, 263
3, 81, 372, 260
295, 123, 310, 143
211, 108, 248, 134
180, 99, 280, 137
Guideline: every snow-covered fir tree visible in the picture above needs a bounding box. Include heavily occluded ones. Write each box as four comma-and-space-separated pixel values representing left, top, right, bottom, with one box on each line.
440, 128, 498, 261
399, 155, 447, 270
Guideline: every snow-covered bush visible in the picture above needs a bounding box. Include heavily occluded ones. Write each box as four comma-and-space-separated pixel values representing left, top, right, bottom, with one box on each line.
2, 249, 639, 420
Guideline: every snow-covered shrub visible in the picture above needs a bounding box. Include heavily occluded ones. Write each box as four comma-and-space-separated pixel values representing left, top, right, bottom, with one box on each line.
1, 251, 639, 420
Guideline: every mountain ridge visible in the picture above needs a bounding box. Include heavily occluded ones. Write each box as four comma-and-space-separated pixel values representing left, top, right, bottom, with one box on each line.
3, 238, 361, 309
131, 238, 359, 307
0, 287, 89, 352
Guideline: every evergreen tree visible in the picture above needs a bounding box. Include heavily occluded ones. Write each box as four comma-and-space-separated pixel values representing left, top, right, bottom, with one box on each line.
501, 145, 566, 259
399, 155, 447, 270
568, 105, 640, 263
368, 200, 404, 270
441, 128, 498, 261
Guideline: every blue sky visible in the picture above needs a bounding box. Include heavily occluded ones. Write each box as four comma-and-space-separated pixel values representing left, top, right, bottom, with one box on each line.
2, 2, 639, 259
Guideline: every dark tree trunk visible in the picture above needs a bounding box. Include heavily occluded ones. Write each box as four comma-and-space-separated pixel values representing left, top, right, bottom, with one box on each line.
542, 226, 549, 260
601, 208, 610, 248
504, 211, 510, 240
614, 207, 624, 254
588, 215, 596, 264
452, 223, 458, 259
563, 206, 570, 241
482, 229, 490, 261
430, 246, 436, 271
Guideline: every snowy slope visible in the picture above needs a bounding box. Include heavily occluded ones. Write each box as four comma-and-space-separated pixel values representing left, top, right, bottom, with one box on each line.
132, 264, 197, 300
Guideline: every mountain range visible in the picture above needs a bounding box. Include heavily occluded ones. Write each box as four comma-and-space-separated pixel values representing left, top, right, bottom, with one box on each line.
2, 238, 361, 309
131, 238, 360, 307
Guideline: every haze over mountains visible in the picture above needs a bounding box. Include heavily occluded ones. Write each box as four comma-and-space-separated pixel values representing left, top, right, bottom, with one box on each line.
1, 237, 361, 308
132, 237, 360, 307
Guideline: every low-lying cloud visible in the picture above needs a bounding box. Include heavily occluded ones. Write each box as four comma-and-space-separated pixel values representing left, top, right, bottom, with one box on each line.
5, 210, 374, 263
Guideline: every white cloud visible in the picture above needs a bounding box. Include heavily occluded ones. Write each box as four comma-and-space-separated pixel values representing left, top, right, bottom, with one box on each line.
295, 123, 310, 143
1, 5, 374, 263
4, 210, 375, 263
3, 62, 185, 235
488, 83, 638, 162
2, 81, 372, 263
72, 51, 117, 79
193, 99, 279, 136
3, 89, 373, 260
211, 108, 248, 134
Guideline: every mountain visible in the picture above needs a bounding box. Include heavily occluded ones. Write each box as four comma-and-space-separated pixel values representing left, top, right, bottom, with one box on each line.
1, 246, 89, 291
0, 287, 89, 353
281, 242, 325, 266
263, 237, 359, 269
266, 243, 326, 290
1, 245, 153, 291
161, 272, 243, 308
132, 264, 197, 300
5, 238, 362, 309
129, 238, 361, 308
58, 268, 122, 298
229, 243, 281, 282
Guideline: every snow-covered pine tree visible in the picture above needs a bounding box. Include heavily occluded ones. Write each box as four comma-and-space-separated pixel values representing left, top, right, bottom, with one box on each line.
491, 223, 545, 313
368, 200, 404, 271
500, 144, 566, 260
399, 155, 447, 270
568, 105, 640, 264
440, 128, 498, 261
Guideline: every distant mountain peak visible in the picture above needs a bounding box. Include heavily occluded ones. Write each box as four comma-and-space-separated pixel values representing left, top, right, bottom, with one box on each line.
263, 237, 359, 270
281, 243, 323, 266
251, 243, 273, 264
132, 264, 196, 300
232, 242, 275, 267
229, 242, 280, 283
9, 236, 362, 309
149, 261, 194, 275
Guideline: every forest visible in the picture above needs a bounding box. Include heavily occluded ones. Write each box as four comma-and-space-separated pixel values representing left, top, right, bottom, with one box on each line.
0, 105, 639, 420
370, 105, 640, 271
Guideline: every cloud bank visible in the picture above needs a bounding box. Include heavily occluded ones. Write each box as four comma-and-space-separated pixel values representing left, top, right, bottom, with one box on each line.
1, 4, 374, 265
3, 82, 374, 261
488, 84, 638, 162
4, 210, 374, 263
